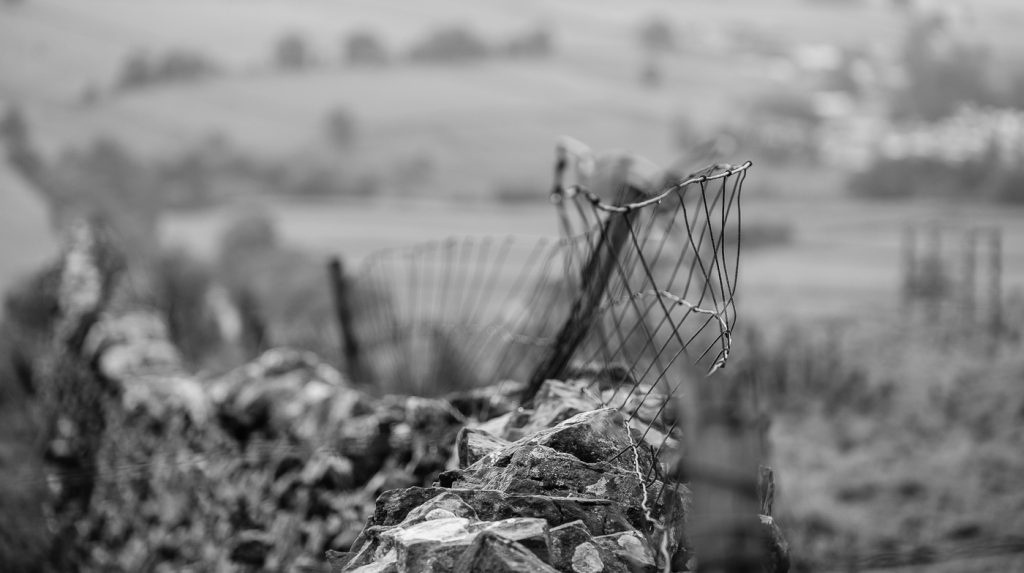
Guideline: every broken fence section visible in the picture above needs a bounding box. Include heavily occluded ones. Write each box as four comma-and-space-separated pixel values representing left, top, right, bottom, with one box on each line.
339, 142, 750, 434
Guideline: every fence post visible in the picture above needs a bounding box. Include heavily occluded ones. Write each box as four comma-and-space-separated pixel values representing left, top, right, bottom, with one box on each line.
925, 223, 943, 325
521, 166, 646, 405
901, 224, 916, 309
327, 256, 367, 383
989, 228, 1003, 343
685, 373, 765, 573
962, 228, 977, 328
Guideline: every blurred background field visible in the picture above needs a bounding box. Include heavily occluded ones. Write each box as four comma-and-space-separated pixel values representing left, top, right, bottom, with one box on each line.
3, 0, 1024, 570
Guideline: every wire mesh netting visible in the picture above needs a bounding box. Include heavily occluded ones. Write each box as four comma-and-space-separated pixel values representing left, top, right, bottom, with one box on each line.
350, 139, 751, 435
351, 235, 576, 396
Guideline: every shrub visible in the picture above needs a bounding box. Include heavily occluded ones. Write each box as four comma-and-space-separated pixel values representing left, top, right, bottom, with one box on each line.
273, 32, 313, 71
637, 17, 675, 53
117, 48, 218, 90
345, 30, 389, 66
118, 49, 153, 89
407, 25, 489, 63
891, 11, 997, 121
323, 107, 357, 149
218, 208, 279, 263
152, 49, 219, 83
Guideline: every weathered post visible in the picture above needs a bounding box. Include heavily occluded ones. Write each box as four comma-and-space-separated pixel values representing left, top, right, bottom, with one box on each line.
901, 224, 916, 309
989, 228, 1003, 343
962, 228, 977, 328
684, 372, 766, 573
327, 256, 367, 383
521, 158, 646, 405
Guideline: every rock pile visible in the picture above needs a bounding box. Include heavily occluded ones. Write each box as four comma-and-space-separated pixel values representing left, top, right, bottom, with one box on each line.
338, 405, 681, 572
334, 379, 788, 572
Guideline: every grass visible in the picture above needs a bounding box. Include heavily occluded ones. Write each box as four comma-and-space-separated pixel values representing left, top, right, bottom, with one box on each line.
726, 314, 1024, 571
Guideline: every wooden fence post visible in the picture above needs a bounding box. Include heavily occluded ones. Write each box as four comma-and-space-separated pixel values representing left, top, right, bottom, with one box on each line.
989, 228, 1003, 342
686, 372, 765, 573
925, 223, 943, 324
521, 178, 646, 405
327, 256, 367, 383
901, 224, 916, 309
962, 228, 977, 328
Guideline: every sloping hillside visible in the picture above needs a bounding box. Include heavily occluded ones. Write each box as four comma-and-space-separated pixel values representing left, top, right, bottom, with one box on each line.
0, 160, 55, 298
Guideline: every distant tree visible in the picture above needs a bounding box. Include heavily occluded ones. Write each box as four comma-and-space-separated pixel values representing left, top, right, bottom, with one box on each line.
345, 30, 389, 66
323, 107, 357, 149
503, 27, 554, 58
0, 106, 29, 147
154, 49, 219, 83
274, 32, 313, 71
116, 48, 218, 90
892, 11, 996, 120
0, 105, 45, 185
408, 26, 489, 63
219, 208, 279, 262
638, 17, 675, 53
118, 49, 153, 89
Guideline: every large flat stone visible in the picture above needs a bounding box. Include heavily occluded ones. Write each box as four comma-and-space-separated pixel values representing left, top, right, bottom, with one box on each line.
454, 531, 560, 573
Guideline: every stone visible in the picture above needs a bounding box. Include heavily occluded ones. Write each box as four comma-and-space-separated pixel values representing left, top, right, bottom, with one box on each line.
210, 347, 360, 441
344, 514, 552, 573
402, 492, 478, 526
120, 373, 212, 425
453, 531, 559, 573
760, 515, 790, 573
229, 530, 273, 567
364, 487, 634, 542
336, 414, 395, 483
456, 427, 511, 468
477, 517, 551, 563
509, 408, 655, 475
549, 520, 594, 572
325, 549, 352, 572
472, 411, 516, 440
385, 517, 477, 572
627, 416, 681, 453
507, 380, 603, 440
301, 453, 355, 490
448, 444, 663, 532
599, 383, 673, 429
445, 380, 525, 420
570, 542, 604, 573
347, 549, 398, 573
593, 530, 658, 573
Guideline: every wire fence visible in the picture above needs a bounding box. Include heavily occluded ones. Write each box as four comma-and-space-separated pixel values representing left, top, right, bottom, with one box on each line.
345, 139, 750, 435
